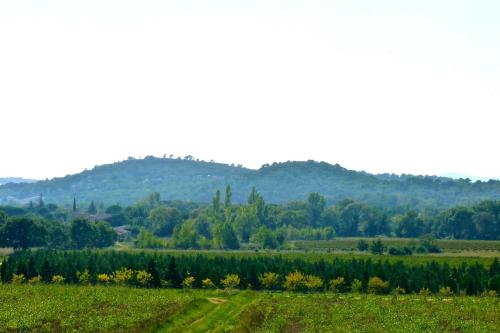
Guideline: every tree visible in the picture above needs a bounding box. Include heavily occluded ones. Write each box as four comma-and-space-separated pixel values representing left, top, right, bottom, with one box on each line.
221, 274, 240, 289
70, 218, 95, 249
234, 206, 258, 243
87, 201, 97, 214
38, 194, 44, 208
369, 239, 385, 255
172, 220, 199, 249
357, 239, 369, 251
213, 222, 239, 249
259, 272, 280, 290
367, 276, 390, 294
212, 190, 221, 216
307, 193, 325, 227
0, 216, 47, 250
72, 197, 77, 212
394, 210, 424, 237
148, 207, 182, 237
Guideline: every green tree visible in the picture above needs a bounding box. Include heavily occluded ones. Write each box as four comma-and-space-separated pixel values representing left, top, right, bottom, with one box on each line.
0, 216, 47, 250
213, 222, 239, 249
148, 207, 182, 237
369, 238, 385, 255
307, 193, 325, 227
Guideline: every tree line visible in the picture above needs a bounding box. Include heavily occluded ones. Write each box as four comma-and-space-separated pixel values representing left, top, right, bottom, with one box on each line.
0, 188, 499, 251
2, 250, 499, 295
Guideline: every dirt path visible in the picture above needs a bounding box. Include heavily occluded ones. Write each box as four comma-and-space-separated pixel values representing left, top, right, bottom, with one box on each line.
153, 292, 258, 333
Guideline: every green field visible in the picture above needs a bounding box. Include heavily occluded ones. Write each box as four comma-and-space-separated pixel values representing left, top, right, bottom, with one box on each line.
292, 237, 500, 253
0, 285, 498, 333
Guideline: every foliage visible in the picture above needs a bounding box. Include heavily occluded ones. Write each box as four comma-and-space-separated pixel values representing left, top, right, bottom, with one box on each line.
367, 276, 390, 294
328, 276, 345, 292
221, 274, 240, 289
258, 272, 280, 290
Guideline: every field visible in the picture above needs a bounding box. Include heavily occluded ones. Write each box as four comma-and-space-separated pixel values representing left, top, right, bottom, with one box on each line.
291, 237, 500, 254
0, 284, 499, 333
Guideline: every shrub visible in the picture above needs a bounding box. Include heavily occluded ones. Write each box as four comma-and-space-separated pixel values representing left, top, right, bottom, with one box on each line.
419, 287, 431, 296
351, 279, 363, 293
113, 268, 134, 285
135, 270, 152, 286
394, 286, 406, 295
367, 277, 389, 294
439, 286, 453, 296
283, 271, 306, 291
52, 275, 65, 284
357, 239, 369, 251
305, 275, 324, 291
28, 275, 42, 284
388, 246, 413, 256
221, 274, 240, 290
201, 278, 215, 289
182, 276, 196, 289
480, 290, 497, 297
369, 239, 385, 255
258, 272, 280, 290
11, 273, 25, 284
97, 274, 111, 284
77, 269, 91, 285
328, 277, 345, 292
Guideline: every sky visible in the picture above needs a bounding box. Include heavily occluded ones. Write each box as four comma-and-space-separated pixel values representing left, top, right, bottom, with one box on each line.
0, 1, 499, 180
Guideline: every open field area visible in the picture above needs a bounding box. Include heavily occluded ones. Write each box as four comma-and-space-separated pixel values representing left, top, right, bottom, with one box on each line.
0, 285, 498, 333
292, 237, 500, 253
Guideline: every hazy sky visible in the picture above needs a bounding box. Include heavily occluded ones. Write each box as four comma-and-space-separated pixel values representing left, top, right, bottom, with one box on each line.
1, 1, 499, 180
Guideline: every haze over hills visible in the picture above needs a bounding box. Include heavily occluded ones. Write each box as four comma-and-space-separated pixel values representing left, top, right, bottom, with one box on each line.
0, 156, 499, 209
0, 178, 38, 186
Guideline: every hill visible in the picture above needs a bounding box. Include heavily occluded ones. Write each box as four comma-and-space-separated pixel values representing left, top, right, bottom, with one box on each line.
0, 178, 38, 186
0, 157, 499, 209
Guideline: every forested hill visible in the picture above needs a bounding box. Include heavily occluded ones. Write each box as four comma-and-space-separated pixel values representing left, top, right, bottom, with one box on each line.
0, 157, 499, 209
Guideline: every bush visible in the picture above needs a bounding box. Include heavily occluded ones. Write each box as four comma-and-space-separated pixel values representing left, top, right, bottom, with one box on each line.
388, 246, 413, 255
357, 239, 369, 251
283, 271, 306, 291
438, 286, 453, 296
28, 275, 42, 284
259, 272, 280, 290
351, 279, 363, 293
51, 275, 65, 284
182, 276, 196, 289
394, 286, 406, 295
369, 239, 385, 255
201, 278, 215, 289
113, 268, 134, 285
77, 270, 91, 285
419, 287, 431, 296
11, 273, 25, 284
304, 275, 323, 291
367, 277, 389, 294
135, 270, 152, 286
328, 277, 345, 292
221, 274, 240, 290
97, 274, 111, 284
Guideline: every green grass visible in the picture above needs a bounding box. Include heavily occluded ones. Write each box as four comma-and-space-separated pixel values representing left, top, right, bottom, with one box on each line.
239, 293, 500, 333
0, 284, 193, 333
292, 237, 500, 253
155, 291, 258, 333
1, 284, 498, 333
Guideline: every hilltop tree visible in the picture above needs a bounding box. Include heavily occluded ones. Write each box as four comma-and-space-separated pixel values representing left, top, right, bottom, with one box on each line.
72, 197, 77, 212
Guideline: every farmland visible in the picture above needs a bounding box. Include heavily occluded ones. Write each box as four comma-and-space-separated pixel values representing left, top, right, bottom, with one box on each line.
0, 284, 498, 333
291, 237, 500, 253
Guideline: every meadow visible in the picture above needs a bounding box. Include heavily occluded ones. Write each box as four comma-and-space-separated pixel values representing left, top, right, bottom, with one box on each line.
0, 284, 498, 333
292, 237, 500, 253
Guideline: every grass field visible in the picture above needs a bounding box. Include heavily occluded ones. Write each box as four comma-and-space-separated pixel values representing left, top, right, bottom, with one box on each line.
241, 293, 500, 333
291, 237, 500, 253
1, 285, 498, 333
0, 285, 193, 333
